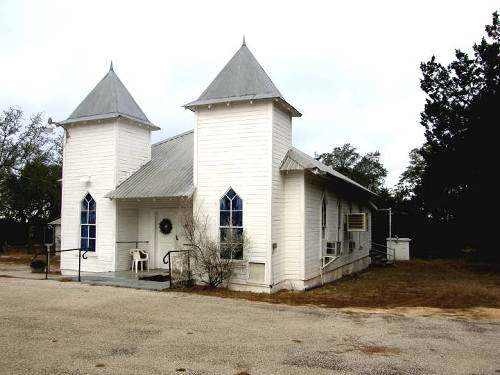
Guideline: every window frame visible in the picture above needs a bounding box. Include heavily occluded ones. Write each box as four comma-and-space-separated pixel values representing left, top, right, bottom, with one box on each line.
321, 195, 327, 240
80, 193, 96, 252
219, 188, 243, 260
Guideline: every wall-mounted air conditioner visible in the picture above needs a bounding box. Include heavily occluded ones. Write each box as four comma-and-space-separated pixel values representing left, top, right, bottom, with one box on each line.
326, 241, 342, 256
346, 213, 367, 232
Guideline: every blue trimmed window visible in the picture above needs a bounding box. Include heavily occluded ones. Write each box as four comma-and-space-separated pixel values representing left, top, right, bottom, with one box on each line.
80, 193, 96, 251
219, 188, 243, 260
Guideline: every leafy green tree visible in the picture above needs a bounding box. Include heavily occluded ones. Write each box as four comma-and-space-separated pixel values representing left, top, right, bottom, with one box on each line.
2, 159, 61, 223
316, 143, 388, 193
0, 107, 62, 224
393, 147, 426, 201
396, 12, 499, 254
421, 13, 497, 218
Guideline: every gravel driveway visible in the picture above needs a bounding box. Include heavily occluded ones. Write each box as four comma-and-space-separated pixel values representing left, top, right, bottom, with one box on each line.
0, 277, 499, 375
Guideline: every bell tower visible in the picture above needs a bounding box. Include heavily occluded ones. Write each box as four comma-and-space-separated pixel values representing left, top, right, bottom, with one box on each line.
184, 41, 301, 290
59, 63, 159, 273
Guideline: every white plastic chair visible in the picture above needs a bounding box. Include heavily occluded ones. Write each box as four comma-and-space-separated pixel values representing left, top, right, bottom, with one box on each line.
130, 249, 149, 273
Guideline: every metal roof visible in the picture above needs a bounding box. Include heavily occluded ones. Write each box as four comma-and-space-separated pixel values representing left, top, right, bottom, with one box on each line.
106, 131, 374, 199
106, 130, 194, 199
60, 63, 159, 130
184, 42, 301, 117
280, 147, 376, 196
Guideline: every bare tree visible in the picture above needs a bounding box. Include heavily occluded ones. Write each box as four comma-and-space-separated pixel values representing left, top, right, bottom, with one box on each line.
180, 205, 248, 288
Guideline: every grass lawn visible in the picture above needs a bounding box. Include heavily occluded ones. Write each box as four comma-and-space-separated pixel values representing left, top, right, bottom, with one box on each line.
177, 258, 500, 309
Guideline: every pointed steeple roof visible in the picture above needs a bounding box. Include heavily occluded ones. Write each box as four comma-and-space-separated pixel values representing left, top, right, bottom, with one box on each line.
61, 63, 159, 129
184, 41, 301, 117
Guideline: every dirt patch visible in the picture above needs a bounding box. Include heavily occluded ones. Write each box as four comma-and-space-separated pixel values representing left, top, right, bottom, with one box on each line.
351, 344, 400, 356
0, 254, 34, 265
343, 307, 500, 321
170, 259, 500, 312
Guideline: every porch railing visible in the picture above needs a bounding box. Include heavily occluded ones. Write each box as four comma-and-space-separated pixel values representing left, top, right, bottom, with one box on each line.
116, 240, 149, 248
370, 242, 396, 265
41, 247, 89, 282
163, 249, 192, 289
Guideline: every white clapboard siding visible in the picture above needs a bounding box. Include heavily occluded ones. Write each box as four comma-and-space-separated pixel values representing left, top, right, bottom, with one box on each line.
134, 198, 192, 269
280, 170, 305, 281
61, 119, 152, 273
60, 121, 117, 273
194, 101, 272, 284
304, 173, 324, 279
326, 189, 340, 243
303, 173, 371, 281
116, 119, 151, 185
271, 106, 293, 284
115, 207, 138, 271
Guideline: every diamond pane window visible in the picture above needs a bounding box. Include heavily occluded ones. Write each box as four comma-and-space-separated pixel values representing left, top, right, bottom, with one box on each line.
80, 193, 96, 251
219, 188, 243, 260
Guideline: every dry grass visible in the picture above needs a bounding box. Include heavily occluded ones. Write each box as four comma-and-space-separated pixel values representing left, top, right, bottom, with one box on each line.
57, 278, 74, 282
174, 258, 500, 309
0, 250, 60, 269
0, 252, 35, 265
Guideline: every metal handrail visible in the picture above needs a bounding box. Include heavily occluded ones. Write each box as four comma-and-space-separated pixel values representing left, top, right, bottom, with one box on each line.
43, 247, 89, 282
371, 241, 396, 262
372, 241, 397, 252
116, 240, 149, 248
370, 247, 395, 258
320, 255, 340, 286
162, 250, 192, 289
369, 246, 396, 266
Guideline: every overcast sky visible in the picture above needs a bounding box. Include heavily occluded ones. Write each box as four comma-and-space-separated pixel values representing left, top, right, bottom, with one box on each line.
0, 1, 497, 186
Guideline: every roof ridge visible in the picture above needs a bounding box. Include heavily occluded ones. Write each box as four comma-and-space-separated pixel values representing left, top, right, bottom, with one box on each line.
153, 129, 194, 147
112, 69, 151, 123
110, 70, 119, 113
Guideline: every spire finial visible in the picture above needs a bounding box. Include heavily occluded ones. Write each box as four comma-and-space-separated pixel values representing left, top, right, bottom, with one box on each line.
110, 60, 114, 71
242, 34, 246, 46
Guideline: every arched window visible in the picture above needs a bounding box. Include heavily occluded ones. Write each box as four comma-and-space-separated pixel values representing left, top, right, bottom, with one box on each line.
219, 188, 243, 260
81, 193, 96, 251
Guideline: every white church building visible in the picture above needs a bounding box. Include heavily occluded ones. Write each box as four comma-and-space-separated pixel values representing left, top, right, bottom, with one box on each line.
59, 41, 376, 293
